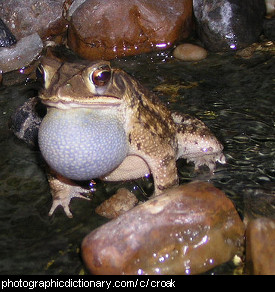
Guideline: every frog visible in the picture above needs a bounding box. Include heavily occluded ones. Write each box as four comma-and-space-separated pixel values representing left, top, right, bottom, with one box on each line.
33, 57, 225, 217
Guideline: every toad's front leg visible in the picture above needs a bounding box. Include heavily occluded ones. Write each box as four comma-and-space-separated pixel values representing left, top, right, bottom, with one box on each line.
47, 171, 91, 218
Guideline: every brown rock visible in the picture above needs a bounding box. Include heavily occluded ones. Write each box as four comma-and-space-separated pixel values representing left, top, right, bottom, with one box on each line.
173, 43, 207, 61
68, 0, 193, 60
246, 218, 275, 275
82, 181, 244, 275
0, 0, 67, 40
95, 188, 138, 219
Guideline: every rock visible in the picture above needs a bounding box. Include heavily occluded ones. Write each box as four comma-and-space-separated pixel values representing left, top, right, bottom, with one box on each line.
95, 188, 138, 219
0, 18, 16, 47
246, 218, 275, 275
0, 0, 67, 40
68, 0, 193, 60
173, 43, 207, 61
82, 181, 245, 275
265, 0, 275, 17
0, 33, 43, 73
10, 97, 46, 147
193, 0, 266, 51
63, 0, 87, 20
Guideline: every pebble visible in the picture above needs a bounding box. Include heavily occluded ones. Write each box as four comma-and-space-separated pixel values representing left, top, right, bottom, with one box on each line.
173, 43, 207, 61
95, 188, 138, 219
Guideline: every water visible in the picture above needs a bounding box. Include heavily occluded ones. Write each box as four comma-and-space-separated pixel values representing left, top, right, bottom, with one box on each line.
0, 49, 274, 274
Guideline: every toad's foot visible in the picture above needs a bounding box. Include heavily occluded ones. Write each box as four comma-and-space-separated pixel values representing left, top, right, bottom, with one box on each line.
187, 152, 226, 172
48, 174, 91, 218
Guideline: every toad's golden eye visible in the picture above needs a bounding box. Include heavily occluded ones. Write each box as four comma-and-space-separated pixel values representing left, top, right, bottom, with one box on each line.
90, 65, 111, 87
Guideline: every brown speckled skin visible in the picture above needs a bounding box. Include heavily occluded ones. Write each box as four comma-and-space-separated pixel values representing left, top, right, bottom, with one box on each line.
39, 58, 225, 217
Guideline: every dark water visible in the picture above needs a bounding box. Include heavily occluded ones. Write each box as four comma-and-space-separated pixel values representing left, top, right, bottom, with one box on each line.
0, 49, 274, 274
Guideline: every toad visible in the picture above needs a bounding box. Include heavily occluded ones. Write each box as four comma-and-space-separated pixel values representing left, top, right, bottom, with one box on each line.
27, 57, 226, 217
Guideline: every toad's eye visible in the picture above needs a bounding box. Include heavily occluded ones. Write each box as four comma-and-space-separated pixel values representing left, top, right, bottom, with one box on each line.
90, 65, 111, 87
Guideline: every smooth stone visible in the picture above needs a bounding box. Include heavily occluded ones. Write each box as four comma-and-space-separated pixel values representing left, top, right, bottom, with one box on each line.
0, 33, 43, 73
96, 188, 138, 219
82, 181, 245, 275
193, 0, 266, 51
67, 0, 193, 60
173, 43, 207, 61
246, 217, 275, 275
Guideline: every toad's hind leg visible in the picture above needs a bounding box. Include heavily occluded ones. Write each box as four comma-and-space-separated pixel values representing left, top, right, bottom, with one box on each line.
172, 112, 226, 171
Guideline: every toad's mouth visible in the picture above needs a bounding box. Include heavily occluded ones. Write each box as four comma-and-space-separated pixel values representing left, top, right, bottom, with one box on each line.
41, 95, 122, 109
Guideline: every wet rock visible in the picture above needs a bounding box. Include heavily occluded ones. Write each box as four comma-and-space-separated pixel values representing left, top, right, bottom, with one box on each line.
82, 181, 244, 275
63, 0, 87, 20
10, 97, 46, 147
68, 0, 193, 60
193, 0, 266, 51
0, 0, 67, 40
173, 43, 207, 61
246, 218, 275, 275
0, 33, 43, 73
0, 18, 16, 47
95, 188, 138, 219
265, 0, 275, 17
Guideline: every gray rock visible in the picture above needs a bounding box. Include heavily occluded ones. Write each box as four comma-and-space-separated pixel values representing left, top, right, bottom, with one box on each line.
10, 97, 45, 147
0, 33, 43, 73
193, 0, 266, 51
0, 0, 66, 40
